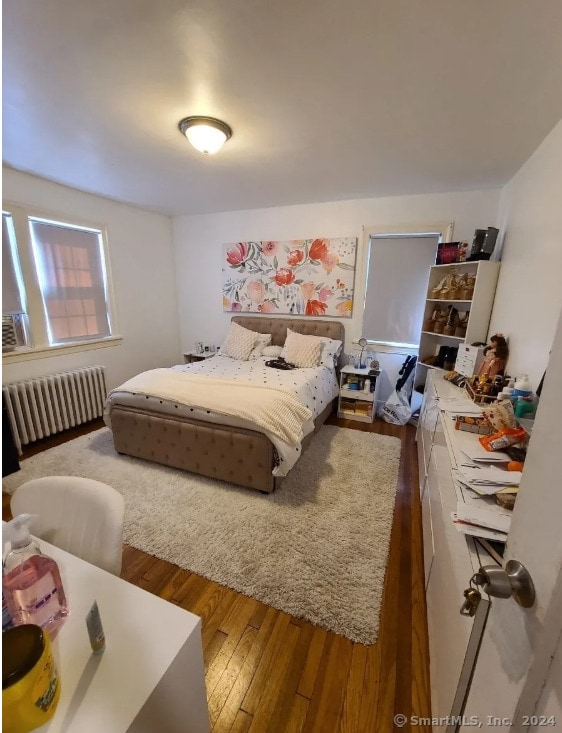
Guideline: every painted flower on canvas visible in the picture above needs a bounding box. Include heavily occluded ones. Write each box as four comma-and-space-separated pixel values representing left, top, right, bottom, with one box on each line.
222, 238, 357, 317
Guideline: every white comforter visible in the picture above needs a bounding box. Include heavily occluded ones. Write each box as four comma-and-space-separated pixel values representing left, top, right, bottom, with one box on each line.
105, 354, 339, 476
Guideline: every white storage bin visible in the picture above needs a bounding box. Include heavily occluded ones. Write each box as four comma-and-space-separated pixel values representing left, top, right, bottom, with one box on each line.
455, 344, 485, 377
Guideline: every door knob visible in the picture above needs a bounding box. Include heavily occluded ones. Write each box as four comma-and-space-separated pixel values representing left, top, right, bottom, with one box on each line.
474, 560, 535, 608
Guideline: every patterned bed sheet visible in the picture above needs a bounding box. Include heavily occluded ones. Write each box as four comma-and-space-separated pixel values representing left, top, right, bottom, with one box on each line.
104, 354, 339, 476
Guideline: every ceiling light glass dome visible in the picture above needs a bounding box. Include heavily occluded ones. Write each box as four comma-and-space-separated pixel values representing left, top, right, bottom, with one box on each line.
178, 116, 232, 155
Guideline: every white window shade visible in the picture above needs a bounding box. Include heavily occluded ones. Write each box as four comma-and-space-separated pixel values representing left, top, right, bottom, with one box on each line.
29, 218, 111, 344
363, 235, 438, 346
2, 213, 25, 315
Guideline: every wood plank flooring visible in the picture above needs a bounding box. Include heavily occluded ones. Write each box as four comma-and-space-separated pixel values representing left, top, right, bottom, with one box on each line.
3, 415, 431, 732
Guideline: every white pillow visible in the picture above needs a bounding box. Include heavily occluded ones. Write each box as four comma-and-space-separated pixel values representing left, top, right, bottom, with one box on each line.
248, 332, 273, 360
318, 337, 343, 368
281, 328, 342, 368
221, 322, 259, 361
280, 328, 298, 360
281, 330, 322, 368
262, 345, 283, 357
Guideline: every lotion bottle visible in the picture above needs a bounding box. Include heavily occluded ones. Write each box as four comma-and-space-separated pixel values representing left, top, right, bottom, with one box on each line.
513, 374, 532, 398
2, 514, 69, 637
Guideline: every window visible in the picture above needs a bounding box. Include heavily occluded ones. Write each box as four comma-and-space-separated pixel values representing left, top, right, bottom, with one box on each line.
2, 212, 29, 349
2, 213, 25, 316
2, 204, 117, 358
363, 229, 447, 349
29, 218, 111, 344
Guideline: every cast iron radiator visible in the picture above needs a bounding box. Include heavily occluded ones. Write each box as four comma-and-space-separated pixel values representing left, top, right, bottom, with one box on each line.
2, 366, 106, 454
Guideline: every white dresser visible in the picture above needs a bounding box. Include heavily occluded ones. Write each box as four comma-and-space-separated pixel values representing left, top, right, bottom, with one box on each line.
417, 371, 498, 730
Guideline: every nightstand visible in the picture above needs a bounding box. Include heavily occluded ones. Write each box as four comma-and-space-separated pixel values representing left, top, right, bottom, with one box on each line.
183, 351, 216, 364
337, 365, 380, 423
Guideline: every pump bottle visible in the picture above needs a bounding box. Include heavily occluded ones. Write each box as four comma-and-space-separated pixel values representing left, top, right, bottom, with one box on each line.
2, 514, 69, 637
513, 374, 532, 398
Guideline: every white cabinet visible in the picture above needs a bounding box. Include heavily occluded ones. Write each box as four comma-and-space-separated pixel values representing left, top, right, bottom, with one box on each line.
416, 260, 500, 389
417, 371, 497, 729
417, 373, 440, 497
337, 365, 380, 422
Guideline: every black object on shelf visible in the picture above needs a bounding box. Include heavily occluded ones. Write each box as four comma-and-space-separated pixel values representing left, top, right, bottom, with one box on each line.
436, 345, 458, 369
468, 229, 487, 259
2, 394, 20, 477
482, 227, 499, 255
468, 227, 499, 261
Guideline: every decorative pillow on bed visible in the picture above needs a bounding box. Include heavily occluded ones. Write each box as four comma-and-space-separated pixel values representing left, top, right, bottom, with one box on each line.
318, 337, 343, 368
280, 328, 342, 368
248, 333, 273, 360
221, 322, 260, 361
262, 345, 283, 357
281, 330, 322, 368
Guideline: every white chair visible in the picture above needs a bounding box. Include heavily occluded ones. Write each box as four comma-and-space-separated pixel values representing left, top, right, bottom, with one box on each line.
10, 476, 125, 575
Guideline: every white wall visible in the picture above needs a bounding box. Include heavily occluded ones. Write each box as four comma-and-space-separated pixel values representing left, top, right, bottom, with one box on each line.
2, 169, 180, 390
489, 120, 562, 390
173, 188, 500, 402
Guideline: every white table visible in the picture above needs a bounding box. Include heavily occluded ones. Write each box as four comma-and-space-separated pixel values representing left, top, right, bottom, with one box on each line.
24, 539, 210, 733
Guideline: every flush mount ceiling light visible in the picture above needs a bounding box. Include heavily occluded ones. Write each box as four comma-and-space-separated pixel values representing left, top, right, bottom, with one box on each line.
178, 116, 232, 155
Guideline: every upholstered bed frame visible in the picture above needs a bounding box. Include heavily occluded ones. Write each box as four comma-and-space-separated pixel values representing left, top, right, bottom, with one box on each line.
110, 316, 345, 493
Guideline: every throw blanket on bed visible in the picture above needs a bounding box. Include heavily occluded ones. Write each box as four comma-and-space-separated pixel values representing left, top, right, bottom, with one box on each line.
107, 369, 312, 448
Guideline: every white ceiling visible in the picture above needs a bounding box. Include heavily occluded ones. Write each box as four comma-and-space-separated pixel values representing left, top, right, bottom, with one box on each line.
3, 0, 562, 217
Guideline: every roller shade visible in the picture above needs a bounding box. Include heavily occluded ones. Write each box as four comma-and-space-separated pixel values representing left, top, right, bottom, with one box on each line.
363, 235, 438, 346
29, 218, 111, 344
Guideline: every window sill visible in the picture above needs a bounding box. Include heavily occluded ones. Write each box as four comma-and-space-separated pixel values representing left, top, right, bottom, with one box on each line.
2, 335, 123, 363
355, 340, 419, 355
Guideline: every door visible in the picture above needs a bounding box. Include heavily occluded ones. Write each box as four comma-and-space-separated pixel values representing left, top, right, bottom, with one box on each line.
460, 307, 562, 731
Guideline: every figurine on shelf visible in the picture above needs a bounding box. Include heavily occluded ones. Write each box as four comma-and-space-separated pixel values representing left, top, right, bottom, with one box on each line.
477, 333, 509, 378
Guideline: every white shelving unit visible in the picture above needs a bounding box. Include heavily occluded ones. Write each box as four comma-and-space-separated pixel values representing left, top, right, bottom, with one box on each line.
337, 365, 380, 423
415, 260, 500, 389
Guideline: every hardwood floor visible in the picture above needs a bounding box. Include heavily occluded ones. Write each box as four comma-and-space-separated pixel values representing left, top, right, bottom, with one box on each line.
3, 416, 431, 732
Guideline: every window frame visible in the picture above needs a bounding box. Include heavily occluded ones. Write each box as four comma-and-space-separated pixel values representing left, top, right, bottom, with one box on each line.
359, 220, 454, 353
2, 202, 121, 363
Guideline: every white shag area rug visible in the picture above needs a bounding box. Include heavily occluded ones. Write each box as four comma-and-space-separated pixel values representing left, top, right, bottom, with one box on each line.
4, 425, 401, 644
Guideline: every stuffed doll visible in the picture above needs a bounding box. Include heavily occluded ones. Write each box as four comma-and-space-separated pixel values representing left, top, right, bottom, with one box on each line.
477, 333, 509, 377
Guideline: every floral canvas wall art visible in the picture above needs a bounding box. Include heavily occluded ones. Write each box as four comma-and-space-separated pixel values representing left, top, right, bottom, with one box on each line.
222, 237, 357, 317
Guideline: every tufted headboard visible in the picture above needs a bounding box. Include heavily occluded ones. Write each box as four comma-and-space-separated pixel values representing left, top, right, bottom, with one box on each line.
231, 316, 346, 367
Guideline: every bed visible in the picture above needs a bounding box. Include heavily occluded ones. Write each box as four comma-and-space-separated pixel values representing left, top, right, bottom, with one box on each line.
104, 316, 345, 493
